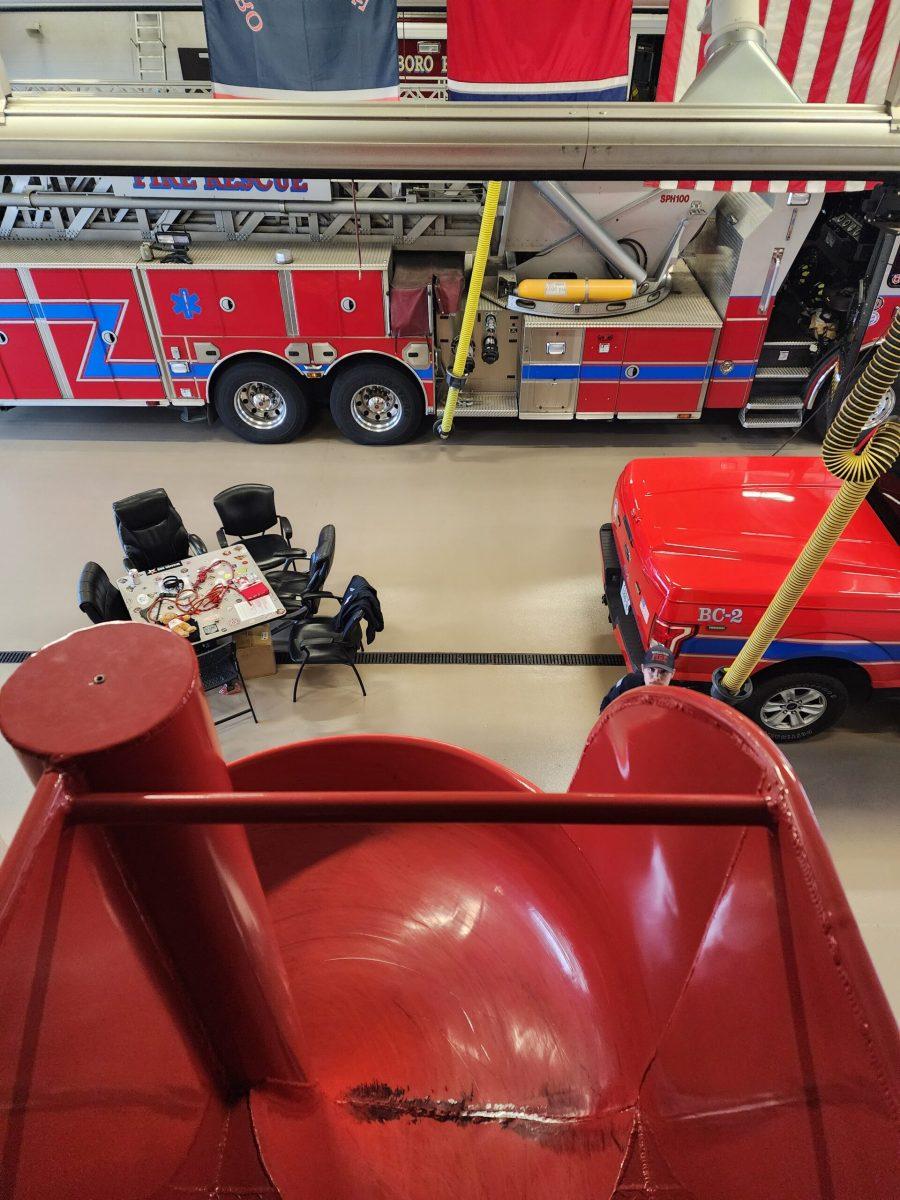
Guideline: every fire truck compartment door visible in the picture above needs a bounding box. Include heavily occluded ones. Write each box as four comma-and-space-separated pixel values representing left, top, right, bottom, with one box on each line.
0, 269, 62, 400
577, 327, 627, 417
147, 269, 286, 339
617, 326, 715, 415
519, 323, 583, 415
291, 270, 387, 338
29, 268, 166, 402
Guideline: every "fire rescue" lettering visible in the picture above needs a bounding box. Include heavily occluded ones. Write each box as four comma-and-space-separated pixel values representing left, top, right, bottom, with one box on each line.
130, 177, 311, 194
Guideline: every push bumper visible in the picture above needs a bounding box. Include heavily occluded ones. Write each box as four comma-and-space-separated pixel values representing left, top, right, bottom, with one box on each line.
600, 523, 645, 672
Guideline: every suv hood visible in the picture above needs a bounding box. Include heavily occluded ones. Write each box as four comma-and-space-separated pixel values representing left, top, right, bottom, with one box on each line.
619, 457, 900, 611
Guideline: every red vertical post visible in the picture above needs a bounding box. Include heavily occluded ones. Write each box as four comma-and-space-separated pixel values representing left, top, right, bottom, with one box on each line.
0, 623, 304, 1094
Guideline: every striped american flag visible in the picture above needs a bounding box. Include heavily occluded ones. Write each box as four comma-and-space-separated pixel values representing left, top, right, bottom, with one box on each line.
651, 0, 900, 191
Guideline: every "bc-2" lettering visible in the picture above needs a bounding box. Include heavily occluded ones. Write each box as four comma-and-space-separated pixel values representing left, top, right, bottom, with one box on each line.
698, 606, 743, 624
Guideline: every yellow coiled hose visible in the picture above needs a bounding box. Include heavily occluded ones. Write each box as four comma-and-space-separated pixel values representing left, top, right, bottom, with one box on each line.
720, 308, 900, 696
438, 180, 502, 438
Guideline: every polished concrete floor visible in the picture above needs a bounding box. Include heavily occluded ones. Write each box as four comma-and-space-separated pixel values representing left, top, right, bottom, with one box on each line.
0, 404, 897, 1010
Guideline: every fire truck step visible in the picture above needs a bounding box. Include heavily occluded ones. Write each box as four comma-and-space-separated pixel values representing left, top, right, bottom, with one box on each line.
739, 396, 804, 429
742, 392, 805, 410
439, 392, 518, 418
754, 366, 811, 380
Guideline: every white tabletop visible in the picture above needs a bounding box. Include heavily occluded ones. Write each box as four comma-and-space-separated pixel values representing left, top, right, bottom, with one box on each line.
116, 543, 286, 645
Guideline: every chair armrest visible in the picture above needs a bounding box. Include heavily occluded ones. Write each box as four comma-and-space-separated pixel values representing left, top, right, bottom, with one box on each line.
279, 515, 293, 543
288, 592, 341, 627
260, 548, 309, 573
296, 632, 337, 647
189, 533, 208, 556
295, 590, 339, 604
290, 631, 338, 662
216, 528, 228, 549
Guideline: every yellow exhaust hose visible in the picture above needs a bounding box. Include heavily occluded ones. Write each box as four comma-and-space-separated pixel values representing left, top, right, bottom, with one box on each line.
438, 180, 502, 439
718, 308, 900, 697
516, 278, 637, 303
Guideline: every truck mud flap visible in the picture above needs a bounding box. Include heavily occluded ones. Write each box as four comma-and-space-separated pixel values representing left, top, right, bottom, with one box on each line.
600, 523, 645, 671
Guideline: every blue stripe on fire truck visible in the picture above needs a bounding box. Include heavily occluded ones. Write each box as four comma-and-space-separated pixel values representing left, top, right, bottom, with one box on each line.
579, 364, 620, 382
171, 362, 214, 379
289, 362, 433, 382
679, 636, 900, 664
521, 364, 581, 381
172, 362, 435, 382
712, 362, 757, 381
620, 364, 709, 382
0, 300, 160, 381
522, 363, 713, 383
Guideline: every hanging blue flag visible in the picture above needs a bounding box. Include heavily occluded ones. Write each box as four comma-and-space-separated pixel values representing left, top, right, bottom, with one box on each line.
203, 0, 399, 101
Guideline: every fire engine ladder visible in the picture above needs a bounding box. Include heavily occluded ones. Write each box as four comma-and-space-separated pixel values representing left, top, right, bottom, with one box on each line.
0, 176, 490, 249
132, 12, 167, 85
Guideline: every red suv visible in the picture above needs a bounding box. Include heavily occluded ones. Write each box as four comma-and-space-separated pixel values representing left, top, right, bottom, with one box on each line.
600, 456, 900, 740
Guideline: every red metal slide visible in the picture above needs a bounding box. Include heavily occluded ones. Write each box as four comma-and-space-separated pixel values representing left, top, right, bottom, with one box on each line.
0, 623, 897, 1198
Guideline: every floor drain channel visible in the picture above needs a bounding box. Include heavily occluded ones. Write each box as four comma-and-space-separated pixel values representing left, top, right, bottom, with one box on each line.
3, 649, 624, 669
356, 651, 625, 667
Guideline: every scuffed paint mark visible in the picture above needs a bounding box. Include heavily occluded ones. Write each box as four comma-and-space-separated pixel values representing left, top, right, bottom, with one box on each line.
340, 1082, 634, 1153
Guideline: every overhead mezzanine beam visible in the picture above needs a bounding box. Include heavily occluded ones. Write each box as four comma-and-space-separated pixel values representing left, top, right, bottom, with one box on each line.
0, 96, 897, 180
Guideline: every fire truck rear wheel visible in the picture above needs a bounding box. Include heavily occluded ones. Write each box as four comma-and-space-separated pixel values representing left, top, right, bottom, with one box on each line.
329, 361, 424, 446
811, 353, 897, 440
742, 670, 848, 742
213, 360, 311, 444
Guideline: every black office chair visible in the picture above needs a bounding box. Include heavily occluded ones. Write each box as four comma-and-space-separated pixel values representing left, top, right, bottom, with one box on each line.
269, 524, 336, 617
113, 488, 207, 572
77, 561, 130, 624
213, 484, 301, 571
289, 574, 383, 701
196, 638, 258, 727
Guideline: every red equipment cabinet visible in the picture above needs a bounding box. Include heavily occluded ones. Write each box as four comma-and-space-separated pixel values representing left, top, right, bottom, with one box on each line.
572, 265, 721, 421
0, 240, 435, 444
601, 456, 900, 740
29, 264, 167, 402
0, 268, 62, 401
0, 622, 898, 1198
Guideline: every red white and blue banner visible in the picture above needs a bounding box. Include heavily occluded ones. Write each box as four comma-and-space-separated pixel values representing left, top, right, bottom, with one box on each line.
658, 0, 899, 104
651, 0, 899, 192
446, 0, 631, 101
203, 0, 399, 101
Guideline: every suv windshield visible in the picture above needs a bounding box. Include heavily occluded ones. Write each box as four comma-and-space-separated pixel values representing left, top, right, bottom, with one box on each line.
868, 463, 900, 544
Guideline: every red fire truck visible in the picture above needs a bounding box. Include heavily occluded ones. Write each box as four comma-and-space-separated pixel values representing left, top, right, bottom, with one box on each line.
0, 174, 897, 446
600, 456, 900, 741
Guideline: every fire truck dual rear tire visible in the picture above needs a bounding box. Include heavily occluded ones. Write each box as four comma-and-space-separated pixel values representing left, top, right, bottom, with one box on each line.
810, 352, 897, 440
741, 670, 849, 742
328, 361, 424, 446
213, 360, 312, 444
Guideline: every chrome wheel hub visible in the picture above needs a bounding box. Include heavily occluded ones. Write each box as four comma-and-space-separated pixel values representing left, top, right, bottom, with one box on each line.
350, 384, 403, 433
862, 384, 896, 430
235, 381, 287, 430
760, 686, 827, 732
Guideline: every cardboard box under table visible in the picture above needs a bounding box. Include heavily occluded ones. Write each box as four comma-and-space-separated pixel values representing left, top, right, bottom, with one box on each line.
235, 626, 277, 679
